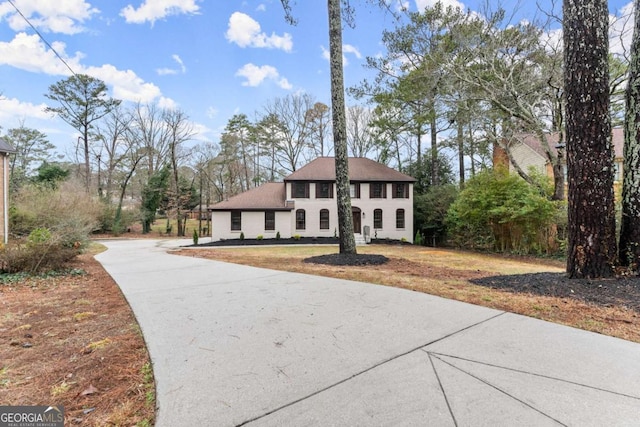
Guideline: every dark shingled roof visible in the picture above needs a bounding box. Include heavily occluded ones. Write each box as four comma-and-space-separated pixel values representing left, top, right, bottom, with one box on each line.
0, 137, 16, 154
210, 182, 290, 211
285, 157, 415, 182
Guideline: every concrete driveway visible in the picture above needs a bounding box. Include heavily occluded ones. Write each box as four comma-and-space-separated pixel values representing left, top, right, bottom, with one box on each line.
95, 239, 640, 426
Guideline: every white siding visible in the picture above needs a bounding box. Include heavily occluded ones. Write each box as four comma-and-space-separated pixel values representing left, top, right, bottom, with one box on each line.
211, 210, 292, 241
288, 182, 413, 242
211, 181, 413, 242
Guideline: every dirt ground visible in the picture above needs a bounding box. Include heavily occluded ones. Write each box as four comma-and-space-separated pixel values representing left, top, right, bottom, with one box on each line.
0, 252, 155, 426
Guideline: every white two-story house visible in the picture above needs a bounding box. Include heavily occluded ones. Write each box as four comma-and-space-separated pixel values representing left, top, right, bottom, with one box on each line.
209, 157, 415, 242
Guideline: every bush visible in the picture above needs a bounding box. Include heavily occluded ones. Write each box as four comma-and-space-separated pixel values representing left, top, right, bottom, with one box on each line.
414, 230, 423, 246
11, 179, 101, 250
240, 232, 245, 240
414, 184, 459, 246
96, 202, 138, 235
293, 234, 301, 240
0, 230, 79, 273
256, 235, 264, 240
276, 231, 281, 240
446, 168, 559, 254
192, 229, 199, 245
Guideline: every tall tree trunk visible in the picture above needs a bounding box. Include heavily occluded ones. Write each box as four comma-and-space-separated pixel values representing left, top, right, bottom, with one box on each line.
429, 102, 438, 186
468, 124, 476, 177
328, 0, 356, 255
564, 0, 617, 278
620, 0, 640, 270
83, 129, 91, 193
457, 115, 465, 187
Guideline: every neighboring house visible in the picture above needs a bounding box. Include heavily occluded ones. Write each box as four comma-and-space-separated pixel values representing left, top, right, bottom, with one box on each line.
493, 128, 624, 185
209, 157, 416, 242
0, 137, 16, 244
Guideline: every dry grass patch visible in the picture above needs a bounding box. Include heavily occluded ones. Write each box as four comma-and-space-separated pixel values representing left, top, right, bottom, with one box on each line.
174, 245, 639, 343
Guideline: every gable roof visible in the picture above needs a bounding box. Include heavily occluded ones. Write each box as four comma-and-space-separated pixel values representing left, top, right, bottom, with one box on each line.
210, 182, 290, 211
285, 157, 415, 182
0, 137, 16, 154
516, 128, 623, 159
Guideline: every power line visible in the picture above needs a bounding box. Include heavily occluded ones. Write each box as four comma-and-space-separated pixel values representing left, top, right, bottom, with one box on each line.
6, 0, 77, 76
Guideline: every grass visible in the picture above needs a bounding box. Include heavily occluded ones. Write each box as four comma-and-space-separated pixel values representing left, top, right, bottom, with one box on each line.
148, 218, 201, 236
176, 244, 639, 343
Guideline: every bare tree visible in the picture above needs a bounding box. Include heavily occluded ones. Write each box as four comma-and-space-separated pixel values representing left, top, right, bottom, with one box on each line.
95, 105, 133, 200
130, 102, 170, 179
263, 93, 315, 172
346, 105, 376, 157
163, 108, 196, 236
305, 102, 332, 157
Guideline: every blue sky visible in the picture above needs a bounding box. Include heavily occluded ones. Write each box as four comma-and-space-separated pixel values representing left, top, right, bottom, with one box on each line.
0, 0, 634, 158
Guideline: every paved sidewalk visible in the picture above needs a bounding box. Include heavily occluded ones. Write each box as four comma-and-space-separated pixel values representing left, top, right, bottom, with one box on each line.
95, 239, 640, 426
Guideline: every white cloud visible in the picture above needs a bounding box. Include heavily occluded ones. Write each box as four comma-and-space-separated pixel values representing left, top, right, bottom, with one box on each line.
235, 63, 292, 89
343, 44, 362, 59
226, 12, 292, 52
0, 33, 84, 74
0, 32, 174, 106
0, 96, 50, 120
256, 4, 266, 12
121, 0, 199, 25
157, 96, 177, 109
172, 54, 186, 72
414, 0, 465, 11
0, 0, 99, 34
156, 67, 177, 76
156, 54, 186, 75
321, 44, 362, 66
88, 64, 163, 103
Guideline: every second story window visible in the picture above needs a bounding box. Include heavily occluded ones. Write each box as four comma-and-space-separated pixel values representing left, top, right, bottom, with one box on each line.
350, 183, 361, 198
316, 182, 333, 198
292, 182, 310, 198
393, 183, 409, 198
370, 182, 387, 199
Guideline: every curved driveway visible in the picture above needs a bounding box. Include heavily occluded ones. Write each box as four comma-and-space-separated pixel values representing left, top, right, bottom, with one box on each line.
95, 239, 640, 426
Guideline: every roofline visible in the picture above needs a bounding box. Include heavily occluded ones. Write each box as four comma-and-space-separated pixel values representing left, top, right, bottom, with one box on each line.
284, 178, 416, 182
209, 207, 294, 212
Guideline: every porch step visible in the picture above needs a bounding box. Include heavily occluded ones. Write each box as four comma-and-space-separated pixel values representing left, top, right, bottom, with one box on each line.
354, 234, 367, 246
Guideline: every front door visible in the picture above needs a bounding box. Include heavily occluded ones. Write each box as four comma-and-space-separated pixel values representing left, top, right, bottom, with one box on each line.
352, 207, 362, 234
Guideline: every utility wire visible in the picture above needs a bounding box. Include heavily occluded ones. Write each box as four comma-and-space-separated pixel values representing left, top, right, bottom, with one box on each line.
6, 0, 77, 76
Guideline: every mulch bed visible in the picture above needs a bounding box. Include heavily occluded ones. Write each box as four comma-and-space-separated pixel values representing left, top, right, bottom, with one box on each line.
472, 272, 640, 312
304, 253, 389, 266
